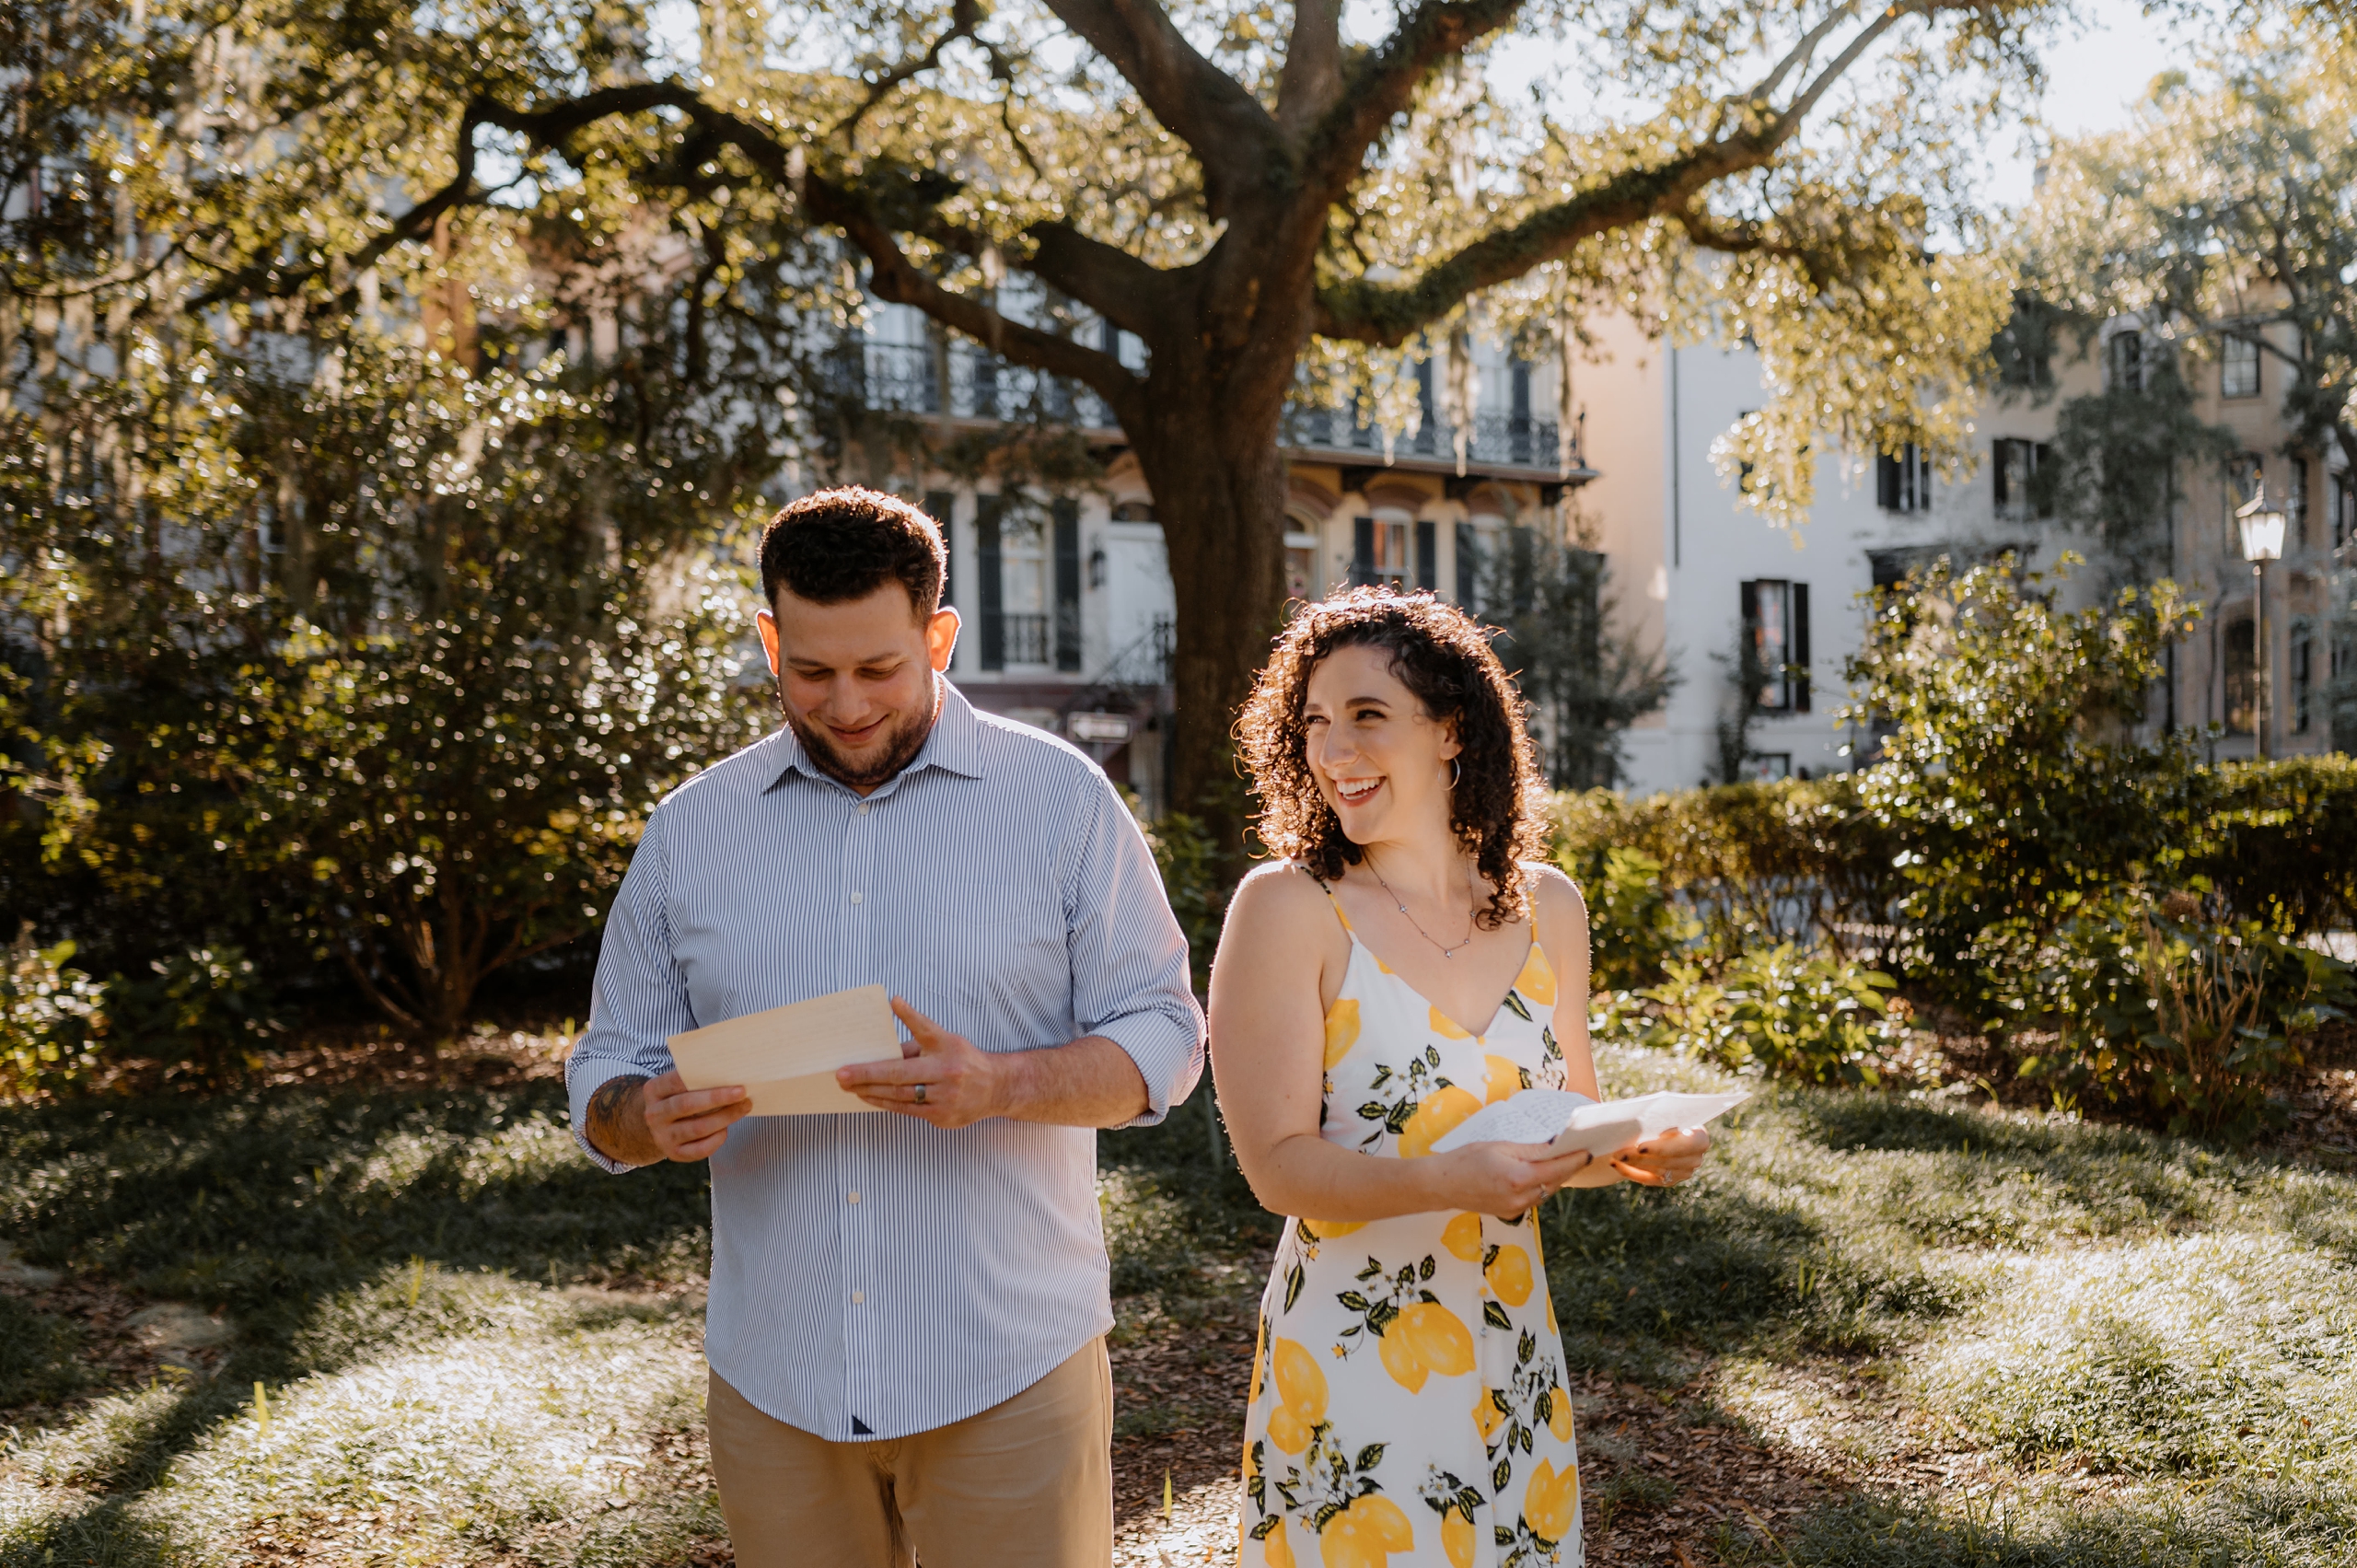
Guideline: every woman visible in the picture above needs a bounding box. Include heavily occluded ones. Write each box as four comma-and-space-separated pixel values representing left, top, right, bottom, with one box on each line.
1212, 589, 1713, 1568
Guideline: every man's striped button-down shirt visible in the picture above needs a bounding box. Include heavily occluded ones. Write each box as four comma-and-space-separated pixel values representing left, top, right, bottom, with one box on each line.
565, 680, 1205, 1441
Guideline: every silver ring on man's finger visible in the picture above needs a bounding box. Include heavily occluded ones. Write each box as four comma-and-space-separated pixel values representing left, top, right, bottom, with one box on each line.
912, 1083, 928, 1105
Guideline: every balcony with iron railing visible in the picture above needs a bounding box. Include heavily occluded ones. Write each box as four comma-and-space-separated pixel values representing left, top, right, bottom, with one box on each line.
830, 338, 1118, 429
830, 337, 1592, 482
1280, 404, 1585, 480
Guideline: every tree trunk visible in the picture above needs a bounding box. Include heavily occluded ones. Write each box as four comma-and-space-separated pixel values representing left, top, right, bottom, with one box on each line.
1122, 356, 1295, 864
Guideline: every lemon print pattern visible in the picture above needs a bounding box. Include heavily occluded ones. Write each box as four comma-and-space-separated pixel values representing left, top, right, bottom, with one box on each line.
1242, 879, 1583, 1568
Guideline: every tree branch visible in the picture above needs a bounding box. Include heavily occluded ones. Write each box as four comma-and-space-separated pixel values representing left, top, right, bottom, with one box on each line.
1039, 0, 1283, 216
1314, 134, 1782, 344
1747, 0, 1863, 106
475, 84, 1150, 407
831, 0, 988, 145
1296, 0, 1524, 206
1275, 0, 1346, 140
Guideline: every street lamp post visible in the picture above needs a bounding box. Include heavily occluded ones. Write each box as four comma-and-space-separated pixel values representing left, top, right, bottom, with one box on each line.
2237, 486, 2287, 759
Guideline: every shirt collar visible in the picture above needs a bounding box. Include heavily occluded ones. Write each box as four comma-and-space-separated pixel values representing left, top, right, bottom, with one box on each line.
766, 675, 986, 794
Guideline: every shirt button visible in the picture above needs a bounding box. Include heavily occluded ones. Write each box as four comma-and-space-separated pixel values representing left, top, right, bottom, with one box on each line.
850, 891, 864, 905
847, 1191, 861, 1204
858, 802, 871, 815
852, 1290, 865, 1304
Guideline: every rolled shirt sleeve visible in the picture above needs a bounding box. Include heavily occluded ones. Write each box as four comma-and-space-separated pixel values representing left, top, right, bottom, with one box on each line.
1059, 775, 1206, 1127
565, 809, 694, 1174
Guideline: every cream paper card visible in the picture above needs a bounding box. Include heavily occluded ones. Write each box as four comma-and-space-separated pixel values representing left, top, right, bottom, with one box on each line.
1428, 1088, 1751, 1158
667, 984, 902, 1116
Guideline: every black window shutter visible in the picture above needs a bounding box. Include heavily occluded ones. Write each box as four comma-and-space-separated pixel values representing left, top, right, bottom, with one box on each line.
1052, 498, 1082, 672
924, 490, 957, 607
1353, 516, 1375, 585
976, 494, 1004, 670
1876, 453, 1900, 509
1415, 520, 1436, 590
1791, 582, 1811, 713
1455, 522, 1479, 606
1739, 579, 1760, 660
1992, 440, 2011, 506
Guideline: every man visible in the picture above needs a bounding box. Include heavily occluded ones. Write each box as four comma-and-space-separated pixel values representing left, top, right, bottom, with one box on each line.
567, 486, 1204, 1568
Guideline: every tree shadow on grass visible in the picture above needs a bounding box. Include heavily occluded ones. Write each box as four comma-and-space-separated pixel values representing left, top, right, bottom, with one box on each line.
0, 1492, 178, 1568
0, 1081, 716, 1551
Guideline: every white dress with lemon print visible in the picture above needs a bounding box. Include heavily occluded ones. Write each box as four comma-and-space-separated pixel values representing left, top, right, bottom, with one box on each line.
1240, 882, 1583, 1568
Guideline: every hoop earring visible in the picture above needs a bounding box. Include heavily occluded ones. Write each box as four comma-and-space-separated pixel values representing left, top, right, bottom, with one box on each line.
1448, 759, 1462, 789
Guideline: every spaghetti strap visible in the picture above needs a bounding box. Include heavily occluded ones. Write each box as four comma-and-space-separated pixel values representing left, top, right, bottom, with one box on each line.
1300, 865, 1353, 935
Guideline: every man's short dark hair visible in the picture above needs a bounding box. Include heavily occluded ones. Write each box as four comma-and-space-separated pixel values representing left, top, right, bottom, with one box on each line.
759, 487, 946, 618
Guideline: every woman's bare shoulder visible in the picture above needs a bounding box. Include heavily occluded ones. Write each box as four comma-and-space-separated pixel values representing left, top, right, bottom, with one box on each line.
1226, 860, 1336, 929
1523, 860, 1588, 921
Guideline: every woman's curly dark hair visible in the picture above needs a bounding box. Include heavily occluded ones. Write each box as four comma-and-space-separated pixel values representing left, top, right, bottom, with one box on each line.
1237, 587, 1546, 929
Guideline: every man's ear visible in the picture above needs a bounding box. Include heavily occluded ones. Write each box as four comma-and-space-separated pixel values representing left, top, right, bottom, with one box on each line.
757, 608, 782, 677
925, 607, 961, 673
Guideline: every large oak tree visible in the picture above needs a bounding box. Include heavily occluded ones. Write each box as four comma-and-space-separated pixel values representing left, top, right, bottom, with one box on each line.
202, 0, 2029, 832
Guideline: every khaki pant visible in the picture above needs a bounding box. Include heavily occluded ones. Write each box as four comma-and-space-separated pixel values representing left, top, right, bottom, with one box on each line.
706, 1340, 1114, 1568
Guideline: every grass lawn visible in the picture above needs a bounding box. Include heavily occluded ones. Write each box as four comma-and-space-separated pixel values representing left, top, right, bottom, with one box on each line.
4, 1040, 2355, 1566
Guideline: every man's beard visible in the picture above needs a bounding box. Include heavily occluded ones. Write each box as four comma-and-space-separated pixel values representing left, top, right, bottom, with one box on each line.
780, 678, 940, 790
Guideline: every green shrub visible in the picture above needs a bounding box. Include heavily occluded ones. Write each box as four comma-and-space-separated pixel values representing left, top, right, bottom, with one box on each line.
2189, 756, 2357, 936
1551, 777, 1904, 962
101, 945, 282, 1086
1845, 558, 2203, 997
1598, 943, 1900, 1086
1993, 887, 2352, 1136
0, 923, 104, 1098
1568, 846, 1694, 991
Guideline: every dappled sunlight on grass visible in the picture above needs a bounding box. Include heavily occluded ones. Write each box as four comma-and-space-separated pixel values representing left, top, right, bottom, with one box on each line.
1917, 1231, 2357, 1479
4, 1267, 716, 1567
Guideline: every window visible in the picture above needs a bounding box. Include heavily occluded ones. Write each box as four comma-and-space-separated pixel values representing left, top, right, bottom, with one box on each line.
2222, 334, 2261, 400
1507, 357, 1536, 464
1283, 530, 1318, 604
1993, 438, 2051, 519
1415, 520, 1436, 591
1747, 753, 1793, 782
1352, 516, 1411, 587
2337, 471, 2356, 550
976, 496, 1055, 668
1876, 446, 1931, 513
2290, 459, 2312, 551
1455, 522, 1482, 607
2223, 616, 2257, 736
2293, 628, 2314, 735
2107, 331, 2145, 393
1740, 579, 1811, 712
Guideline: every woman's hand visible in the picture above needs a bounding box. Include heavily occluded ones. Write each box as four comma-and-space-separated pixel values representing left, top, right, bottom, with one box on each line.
1428, 1141, 1596, 1217
1607, 1126, 1713, 1187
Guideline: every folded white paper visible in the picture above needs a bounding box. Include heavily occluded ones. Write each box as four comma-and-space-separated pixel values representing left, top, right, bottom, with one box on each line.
667, 984, 903, 1116
1428, 1087, 1751, 1157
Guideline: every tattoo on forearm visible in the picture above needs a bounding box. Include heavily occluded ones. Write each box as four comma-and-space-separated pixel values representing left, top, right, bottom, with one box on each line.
587, 1075, 650, 1156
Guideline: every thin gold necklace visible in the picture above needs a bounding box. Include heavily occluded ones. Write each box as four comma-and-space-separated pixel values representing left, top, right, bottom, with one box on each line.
1365, 860, 1478, 959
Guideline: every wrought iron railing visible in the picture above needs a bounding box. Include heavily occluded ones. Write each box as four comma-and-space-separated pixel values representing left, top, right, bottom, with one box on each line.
989, 611, 1051, 667
830, 338, 1585, 474
830, 339, 1115, 428
1282, 405, 1580, 473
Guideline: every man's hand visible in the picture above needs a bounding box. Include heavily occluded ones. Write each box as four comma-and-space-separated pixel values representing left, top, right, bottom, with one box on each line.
586, 1071, 752, 1166
836, 1000, 1009, 1129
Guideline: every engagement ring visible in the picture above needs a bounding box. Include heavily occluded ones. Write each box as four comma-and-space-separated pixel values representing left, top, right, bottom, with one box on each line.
912, 1083, 928, 1105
